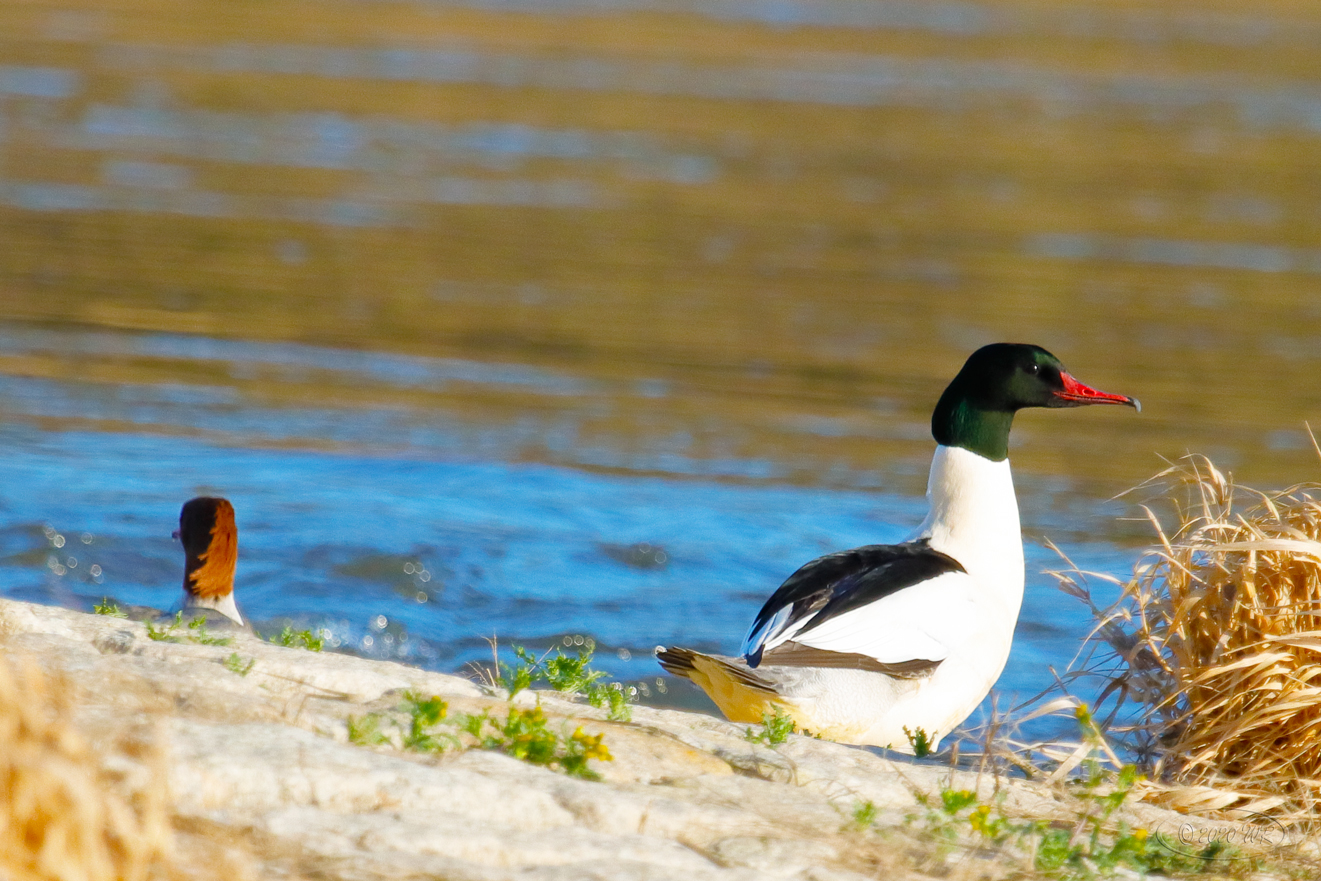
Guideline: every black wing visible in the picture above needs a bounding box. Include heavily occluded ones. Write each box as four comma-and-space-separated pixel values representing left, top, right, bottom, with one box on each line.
741, 540, 965, 668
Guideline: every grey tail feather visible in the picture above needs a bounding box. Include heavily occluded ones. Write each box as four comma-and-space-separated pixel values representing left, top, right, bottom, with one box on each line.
656, 646, 777, 694
655, 646, 698, 680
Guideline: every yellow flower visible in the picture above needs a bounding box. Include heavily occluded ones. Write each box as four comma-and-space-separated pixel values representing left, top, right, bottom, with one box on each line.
571, 727, 613, 763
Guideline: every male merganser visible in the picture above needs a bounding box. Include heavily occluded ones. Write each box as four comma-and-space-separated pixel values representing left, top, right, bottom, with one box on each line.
174, 496, 245, 628
657, 343, 1138, 752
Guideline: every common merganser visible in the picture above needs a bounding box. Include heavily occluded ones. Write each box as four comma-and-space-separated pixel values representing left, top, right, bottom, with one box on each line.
174, 496, 245, 628
657, 343, 1138, 752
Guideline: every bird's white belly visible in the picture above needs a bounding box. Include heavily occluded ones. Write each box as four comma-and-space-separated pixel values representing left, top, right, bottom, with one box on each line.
774, 600, 1016, 750
860, 615, 1016, 749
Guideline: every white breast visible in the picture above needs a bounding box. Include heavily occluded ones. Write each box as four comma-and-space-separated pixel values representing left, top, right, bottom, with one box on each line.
912, 444, 1024, 622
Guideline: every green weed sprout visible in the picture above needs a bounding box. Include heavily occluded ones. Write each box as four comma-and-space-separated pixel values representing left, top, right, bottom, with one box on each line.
145, 612, 231, 646
850, 800, 879, 831
147, 612, 180, 641
900, 706, 1251, 878
400, 692, 458, 752
904, 725, 934, 757
93, 598, 127, 618
745, 706, 796, 745
145, 612, 183, 642
499, 646, 539, 697
466, 705, 611, 780
498, 642, 634, 722
347, 713, 390, 747
271, 625, 324, 651
223, 653, 255, 676
185, 615, 232, 646
345, 691, 613, 780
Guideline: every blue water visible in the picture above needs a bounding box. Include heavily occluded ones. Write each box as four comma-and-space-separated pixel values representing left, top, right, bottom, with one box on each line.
0, 427, 923, 665
0, 367, 1134, 730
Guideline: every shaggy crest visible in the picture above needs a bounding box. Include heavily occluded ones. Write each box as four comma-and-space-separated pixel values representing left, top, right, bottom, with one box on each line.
179, 498, 238, 601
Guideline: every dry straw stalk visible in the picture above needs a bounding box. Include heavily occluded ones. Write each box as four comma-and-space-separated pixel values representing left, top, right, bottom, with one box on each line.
0, 656, 173, 881
1054, 454, 1321, 820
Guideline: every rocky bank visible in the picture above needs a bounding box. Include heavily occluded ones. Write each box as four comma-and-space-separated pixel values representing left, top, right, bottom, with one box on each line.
0, 598, 1290, 880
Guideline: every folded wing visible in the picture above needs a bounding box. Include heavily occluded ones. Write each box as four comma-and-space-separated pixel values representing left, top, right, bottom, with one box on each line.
742, 541, 968, 674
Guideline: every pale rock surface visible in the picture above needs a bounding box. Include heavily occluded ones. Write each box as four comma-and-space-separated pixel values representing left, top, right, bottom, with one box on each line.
0, 597, 1276, 880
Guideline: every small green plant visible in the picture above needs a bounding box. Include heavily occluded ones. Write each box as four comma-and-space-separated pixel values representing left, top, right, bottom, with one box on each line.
144, 612, 231, 646
223, 653, 255, 676
400, 692, 458, 752
145, 613, 182, 642
850, 800, 879, 830
346, 713, 391, 746
463, 705, 611, 780
540, 646, 608, 693
93, 598, 127, 617
499, 646, 540, 697
586, 682, 632, 722
271, 625, 324, 651
902, 708, 1256, 879
185, 615, 232, 646
344, 691, 613, 780
497, 642, 633, 722
744, 706, 796, 745
926, 774, 1239, 878
904, 725, 933, 758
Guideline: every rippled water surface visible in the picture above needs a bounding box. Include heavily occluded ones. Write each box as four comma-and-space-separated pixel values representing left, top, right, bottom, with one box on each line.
4, 0, 1321, 733
0, 324, 1137, 719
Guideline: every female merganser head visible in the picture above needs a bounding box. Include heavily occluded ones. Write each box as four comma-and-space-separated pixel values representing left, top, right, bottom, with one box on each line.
658, 343, 1138, 753
175, 496, 243, 627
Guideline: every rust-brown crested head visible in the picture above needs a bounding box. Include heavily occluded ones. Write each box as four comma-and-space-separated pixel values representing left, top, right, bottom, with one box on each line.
178, 496, 237, 600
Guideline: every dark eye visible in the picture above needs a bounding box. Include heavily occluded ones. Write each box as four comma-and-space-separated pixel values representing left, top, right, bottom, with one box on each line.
1025, 363, 1040, 375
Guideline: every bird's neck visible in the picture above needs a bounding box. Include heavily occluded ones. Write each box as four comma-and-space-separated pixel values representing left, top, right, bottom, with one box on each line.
181, 590, 244, 627
916, 445, 1024, 595
931, 393, 1016, 462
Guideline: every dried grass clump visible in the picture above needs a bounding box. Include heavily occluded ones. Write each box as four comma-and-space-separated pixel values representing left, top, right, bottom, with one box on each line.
0, 656, 173, 881
1055, 454, 1321, 819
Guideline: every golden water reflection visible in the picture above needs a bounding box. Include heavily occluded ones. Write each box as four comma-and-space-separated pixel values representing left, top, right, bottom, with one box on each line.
3, 0, 1321, 506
